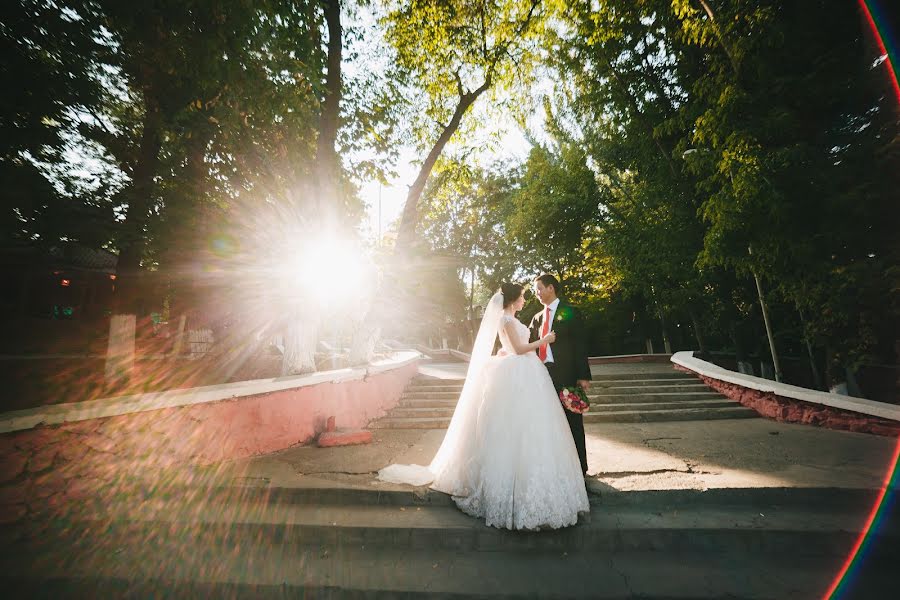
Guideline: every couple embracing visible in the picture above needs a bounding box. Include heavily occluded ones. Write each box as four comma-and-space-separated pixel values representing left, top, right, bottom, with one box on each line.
379, 274, 592, 531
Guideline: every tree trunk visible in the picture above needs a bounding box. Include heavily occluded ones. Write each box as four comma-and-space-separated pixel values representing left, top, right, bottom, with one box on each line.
315, 0, 342, 209
694, 0, 740, 77
281, 0, 342, 374
114, 97, 163, 313
348, 321, 380, 366
395, 78, 492, 250
282, 313, 318, 375
650, 286, 673, 354
797, 306, 823, 390
105, 314, 136, 387
688, 307, 707, 354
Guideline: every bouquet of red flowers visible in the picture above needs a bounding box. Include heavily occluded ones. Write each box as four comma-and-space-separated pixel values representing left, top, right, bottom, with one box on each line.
559, 386, 590, 414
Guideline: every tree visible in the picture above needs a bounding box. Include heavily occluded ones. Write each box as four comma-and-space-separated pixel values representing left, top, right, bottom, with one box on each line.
549, 0, 714, 351
418, 157, 522, 345
673, 0, 899, 381
508, 143, 601, 287
382, 0, 548, 250
0, 1, 114, 248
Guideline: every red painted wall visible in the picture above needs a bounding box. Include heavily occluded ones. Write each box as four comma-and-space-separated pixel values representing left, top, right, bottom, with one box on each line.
674, 365, 900, 437
0, 361, 418, 522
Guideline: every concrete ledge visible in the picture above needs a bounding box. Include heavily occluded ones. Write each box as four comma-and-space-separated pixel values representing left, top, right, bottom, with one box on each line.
0, 353, 421, 515
672, 351, 900, 435
590, 354, 672, 365
0, 351, 420, 435
413, 345, 450, 358
448, 349, 470, 362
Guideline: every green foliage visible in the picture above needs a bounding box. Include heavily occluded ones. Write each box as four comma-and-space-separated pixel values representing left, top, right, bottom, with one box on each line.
0, 0, 114, 247
507, 143, 601, 287
382, 0, 546, 138
417, 156, 522, 327
673, 0, 899, 373
415, 0, 897, 378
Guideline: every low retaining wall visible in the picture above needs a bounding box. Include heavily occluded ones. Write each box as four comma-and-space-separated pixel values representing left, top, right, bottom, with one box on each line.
672, 351, 900, 437
0, 353, 420, 522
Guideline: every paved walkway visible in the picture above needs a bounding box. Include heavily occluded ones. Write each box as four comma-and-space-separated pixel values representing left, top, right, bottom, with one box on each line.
202, 361, 898, 495
5, 361, 898, 598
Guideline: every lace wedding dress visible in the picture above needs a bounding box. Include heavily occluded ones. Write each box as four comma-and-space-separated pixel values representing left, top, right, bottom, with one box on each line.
378, 294, 589, 530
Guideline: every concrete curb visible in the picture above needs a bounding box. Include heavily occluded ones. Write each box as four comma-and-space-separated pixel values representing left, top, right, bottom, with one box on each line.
672, 351, 900, 422
0, 352, 421, 434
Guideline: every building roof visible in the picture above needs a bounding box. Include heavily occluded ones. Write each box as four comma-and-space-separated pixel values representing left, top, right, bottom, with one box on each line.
0, 242, 118, 273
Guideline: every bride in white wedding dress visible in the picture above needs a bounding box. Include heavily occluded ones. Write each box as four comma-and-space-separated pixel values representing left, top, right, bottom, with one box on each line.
378, 283, 589, 530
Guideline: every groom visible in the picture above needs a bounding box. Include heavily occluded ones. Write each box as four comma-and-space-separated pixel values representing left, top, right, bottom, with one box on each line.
529, 274, 591, 474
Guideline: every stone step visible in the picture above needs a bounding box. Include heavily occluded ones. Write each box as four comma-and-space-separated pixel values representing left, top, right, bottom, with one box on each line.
587, 391, 726, 403
582, 406, 758, 423
388, 407, 458, 419
371, 416, 452, 429
587, 399, 739, 412
6, 548, 889, 599
590, 383, 710, 393
389, 400, 740, 420
410, 378, 465, 387
401, 389, 721, 403
400, 392, 726, 404
590, 372, 696, 382
399, 398, 460, 408
404, 385, 716, 400
372, 406, 758, 429
405, 385, 465, 393
3, 486, 893, 598
590, 378, 702, 388
401, 391, 461, 400
7, 491, 894, 557
4, 521, 895, 599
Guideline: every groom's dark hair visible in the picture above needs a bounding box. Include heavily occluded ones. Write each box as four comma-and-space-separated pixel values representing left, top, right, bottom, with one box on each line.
535, 273, 561, 295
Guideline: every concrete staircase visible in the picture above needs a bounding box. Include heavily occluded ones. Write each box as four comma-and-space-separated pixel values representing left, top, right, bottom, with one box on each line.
372, 370, 758, 430
2, 485, 896, 598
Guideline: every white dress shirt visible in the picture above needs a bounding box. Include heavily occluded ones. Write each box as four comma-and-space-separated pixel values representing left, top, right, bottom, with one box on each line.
541, 298, 560, 364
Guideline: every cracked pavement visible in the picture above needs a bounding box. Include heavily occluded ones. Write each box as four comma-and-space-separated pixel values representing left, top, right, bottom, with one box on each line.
203, 416, 897, 495
205, 361, 897, 494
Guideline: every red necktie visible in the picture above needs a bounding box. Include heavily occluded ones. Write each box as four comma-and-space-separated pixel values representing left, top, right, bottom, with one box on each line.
539, 307, 551, 361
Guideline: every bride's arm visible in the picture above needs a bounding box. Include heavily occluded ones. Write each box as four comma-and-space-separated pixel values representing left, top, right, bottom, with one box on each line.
502, 320, 556, 355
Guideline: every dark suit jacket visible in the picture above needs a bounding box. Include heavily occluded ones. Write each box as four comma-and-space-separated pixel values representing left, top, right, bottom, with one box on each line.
529, 300, 592, 388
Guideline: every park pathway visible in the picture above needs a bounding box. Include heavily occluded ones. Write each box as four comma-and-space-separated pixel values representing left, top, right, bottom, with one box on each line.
1, 361, 897, 598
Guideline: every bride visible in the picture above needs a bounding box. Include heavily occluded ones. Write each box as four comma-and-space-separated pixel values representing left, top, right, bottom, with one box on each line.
378, 283, 590, 530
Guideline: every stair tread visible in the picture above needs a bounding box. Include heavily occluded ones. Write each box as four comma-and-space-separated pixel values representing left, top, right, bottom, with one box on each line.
588, 391, 721, 397
1, 536, 883, 599
586, 407, 757, 416
18, 498, 878, 533
391, 400, 740, 417
587, 400, 739, 410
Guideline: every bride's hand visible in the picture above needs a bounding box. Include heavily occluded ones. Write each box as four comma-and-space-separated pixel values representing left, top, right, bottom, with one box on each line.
542, 331, 556, 344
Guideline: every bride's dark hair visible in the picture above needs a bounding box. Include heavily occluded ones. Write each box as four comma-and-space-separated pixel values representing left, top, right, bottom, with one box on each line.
500, 282, 524, 309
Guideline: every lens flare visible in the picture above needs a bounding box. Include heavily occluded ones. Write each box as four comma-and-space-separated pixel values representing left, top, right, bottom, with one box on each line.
822, 7, 900, 597
859, 0, 900, 104
823, 439, 900, 599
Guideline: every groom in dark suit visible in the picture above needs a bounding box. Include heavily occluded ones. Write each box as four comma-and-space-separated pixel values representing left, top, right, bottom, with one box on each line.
529, 274, 592, 474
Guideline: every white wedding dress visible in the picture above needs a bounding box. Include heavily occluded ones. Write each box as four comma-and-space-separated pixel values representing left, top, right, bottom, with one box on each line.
378, 294, 589, 530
